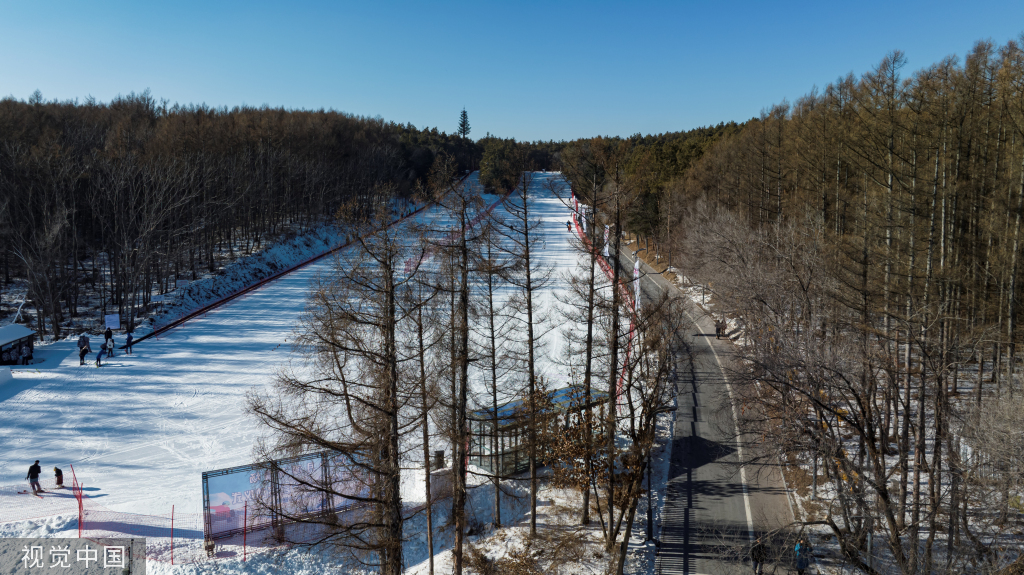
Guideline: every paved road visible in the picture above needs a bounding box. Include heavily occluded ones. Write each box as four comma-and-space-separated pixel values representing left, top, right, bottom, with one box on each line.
615, 249, 795, 575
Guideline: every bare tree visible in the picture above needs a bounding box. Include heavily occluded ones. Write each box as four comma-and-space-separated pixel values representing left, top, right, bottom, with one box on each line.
247, 190, 425, 575
421, 153, 487, 575
498, 163, 555, 537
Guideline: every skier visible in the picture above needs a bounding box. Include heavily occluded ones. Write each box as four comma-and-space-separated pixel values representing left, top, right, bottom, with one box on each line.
96, 343, 106, 367
566, 220, 572, 232
78, 334, 92, 365
26, 460, 42, 494
53, 467, 63, 488
125, 332, 134, 355
104, 327, 113, 348
106, 335, 115, 357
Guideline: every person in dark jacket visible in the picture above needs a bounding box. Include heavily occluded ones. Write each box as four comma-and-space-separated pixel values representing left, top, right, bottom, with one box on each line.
104, 327, 113, 346
125, 332, 133, 355
26, 460, 42, 494
53, 467, 63, 488
78, 335, 92, 366
96, 344, 106, 367
751, 538, 769, 574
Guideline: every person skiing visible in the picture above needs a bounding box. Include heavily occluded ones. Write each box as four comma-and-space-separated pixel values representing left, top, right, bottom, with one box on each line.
566, 220, 572, 232
96, 343, 106, 367
750, 537, 769, 574
78, 335, 91, 365
106, 335, 115, 357
104, 327, 113, 347
53, 467, 63, 488
125, 332, 134, 355
26, 460, 42, 494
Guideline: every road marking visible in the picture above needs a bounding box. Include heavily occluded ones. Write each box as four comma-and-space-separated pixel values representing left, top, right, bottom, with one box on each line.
681, 304, 755, 546
632, 253, 757, 547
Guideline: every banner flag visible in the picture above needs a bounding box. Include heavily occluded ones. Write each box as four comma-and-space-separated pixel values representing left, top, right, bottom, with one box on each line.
104, 314, 120, 330
603, 225, 610, 257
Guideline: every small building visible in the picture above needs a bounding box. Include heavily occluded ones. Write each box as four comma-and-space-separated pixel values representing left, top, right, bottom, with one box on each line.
468, 385, 608, 476
0, 324, 35, 365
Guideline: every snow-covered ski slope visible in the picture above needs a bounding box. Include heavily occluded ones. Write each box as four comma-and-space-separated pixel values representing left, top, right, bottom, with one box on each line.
0, 172, 580, 521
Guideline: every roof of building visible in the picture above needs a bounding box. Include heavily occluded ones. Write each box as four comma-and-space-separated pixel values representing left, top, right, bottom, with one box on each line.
0, 324, 34, 347
469, 385, 609, 427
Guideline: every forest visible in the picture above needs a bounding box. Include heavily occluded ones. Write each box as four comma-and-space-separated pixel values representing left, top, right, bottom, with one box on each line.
555, 38, 1024, 573
0, 91, 481, 335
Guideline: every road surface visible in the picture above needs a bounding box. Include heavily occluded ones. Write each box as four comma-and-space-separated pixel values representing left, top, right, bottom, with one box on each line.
616, 248, 796, 575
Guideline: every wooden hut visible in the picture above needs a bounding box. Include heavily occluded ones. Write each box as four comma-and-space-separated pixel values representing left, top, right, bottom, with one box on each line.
468, 385, 607, 476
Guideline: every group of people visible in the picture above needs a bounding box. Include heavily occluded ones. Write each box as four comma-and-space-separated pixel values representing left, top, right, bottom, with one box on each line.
2, 341, 33, 365
751, 536, 813, 574
77, 328, 134, 366
25, 460, 63, 495
714, 319, 728, 339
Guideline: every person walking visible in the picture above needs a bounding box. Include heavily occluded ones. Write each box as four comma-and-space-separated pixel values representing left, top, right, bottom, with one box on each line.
125, 332, 134, 355
19, 345, 29, 365
26, 460, 42, 494
750, 537, 769, 574
795, 538, 812, 575
53, 467, 64, 488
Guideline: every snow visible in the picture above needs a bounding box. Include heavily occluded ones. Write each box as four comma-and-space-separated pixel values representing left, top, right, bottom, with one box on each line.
0, 173, 671, 574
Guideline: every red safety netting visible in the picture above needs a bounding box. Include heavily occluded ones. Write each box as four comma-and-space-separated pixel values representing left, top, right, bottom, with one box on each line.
79, 499, 207, 564
571, 205, 638, 406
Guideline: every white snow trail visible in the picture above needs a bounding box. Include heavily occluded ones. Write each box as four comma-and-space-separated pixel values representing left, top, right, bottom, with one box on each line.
0, 173, 580, 523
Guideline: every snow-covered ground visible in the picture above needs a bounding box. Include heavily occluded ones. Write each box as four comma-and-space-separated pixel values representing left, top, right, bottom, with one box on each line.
0, 173, 671, 574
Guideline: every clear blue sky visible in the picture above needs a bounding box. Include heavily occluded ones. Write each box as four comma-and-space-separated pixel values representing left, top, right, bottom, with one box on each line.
2, 1, 1022, 142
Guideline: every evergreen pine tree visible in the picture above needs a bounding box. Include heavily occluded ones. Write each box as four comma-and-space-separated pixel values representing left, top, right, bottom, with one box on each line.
458, 108, 471, 139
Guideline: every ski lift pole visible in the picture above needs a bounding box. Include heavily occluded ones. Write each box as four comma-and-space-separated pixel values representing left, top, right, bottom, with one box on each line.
170, 505, 174, 565
243, 501, 248, 562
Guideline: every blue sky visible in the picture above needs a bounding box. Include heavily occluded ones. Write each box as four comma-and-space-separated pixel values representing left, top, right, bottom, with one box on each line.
2, 1, 1022, 141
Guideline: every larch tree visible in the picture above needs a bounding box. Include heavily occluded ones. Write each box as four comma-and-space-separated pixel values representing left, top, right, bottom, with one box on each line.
247, 189, 425, 575
498, 158, 555, 537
